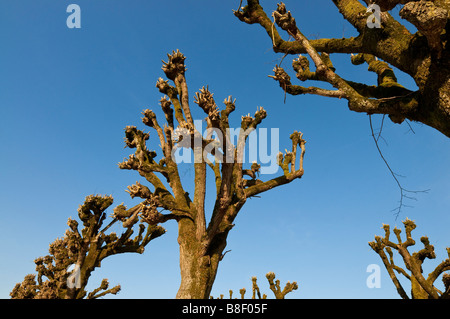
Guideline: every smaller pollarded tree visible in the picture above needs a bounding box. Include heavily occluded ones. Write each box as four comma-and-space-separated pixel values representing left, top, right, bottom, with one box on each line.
212, 272, 298, 299
369, 218, 450, 299
10, 195, 165, 299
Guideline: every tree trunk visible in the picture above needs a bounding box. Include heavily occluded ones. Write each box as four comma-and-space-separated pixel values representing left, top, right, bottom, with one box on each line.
411, 276, 430, 299
414, 57, 450, 137
175, 219, 226, 299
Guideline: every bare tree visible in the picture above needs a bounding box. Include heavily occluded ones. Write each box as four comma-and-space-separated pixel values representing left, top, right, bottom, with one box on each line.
117, 50, 306, 298
10, 195, 165, 299
369, 218, 450, 299
235, 0, 450, 137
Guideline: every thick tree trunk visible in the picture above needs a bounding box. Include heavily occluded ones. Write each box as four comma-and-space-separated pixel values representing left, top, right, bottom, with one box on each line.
175, 219, 226, 299
414, 57, 450, 137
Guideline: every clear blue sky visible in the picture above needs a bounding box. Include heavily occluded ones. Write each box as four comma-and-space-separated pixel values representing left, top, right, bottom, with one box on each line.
1, 0, 449, 299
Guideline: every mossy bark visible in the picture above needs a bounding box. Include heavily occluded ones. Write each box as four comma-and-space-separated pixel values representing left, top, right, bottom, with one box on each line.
415, 58, 450, 136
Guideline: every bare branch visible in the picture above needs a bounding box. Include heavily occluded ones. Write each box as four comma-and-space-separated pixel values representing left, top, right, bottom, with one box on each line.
370, 219, 450, 299
369, 115, 429, 218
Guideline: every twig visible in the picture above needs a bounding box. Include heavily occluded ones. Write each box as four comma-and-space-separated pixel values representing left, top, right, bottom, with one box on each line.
237, 0, 243, 12
376, 114, 385, 142
369, 115, 429, 219
220, 250, 232, 261
404, 120, 416, 135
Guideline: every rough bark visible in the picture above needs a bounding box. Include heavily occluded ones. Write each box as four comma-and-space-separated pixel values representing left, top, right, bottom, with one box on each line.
235, 0, 450, 137
176, 219, 226, 299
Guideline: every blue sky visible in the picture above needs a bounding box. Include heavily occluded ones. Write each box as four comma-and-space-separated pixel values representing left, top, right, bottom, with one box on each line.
1, 0, 449, 299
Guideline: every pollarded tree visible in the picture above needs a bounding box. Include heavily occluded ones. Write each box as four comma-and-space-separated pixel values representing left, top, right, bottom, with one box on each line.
369, 218, 450, 299
212, 272, 298, 299
10, 195, 165, 299
235, 0, 450, 137
118, 50, 306, 299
